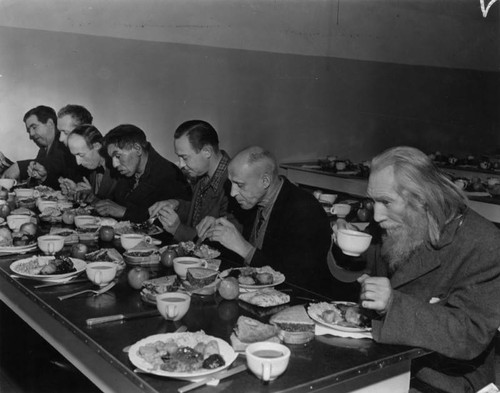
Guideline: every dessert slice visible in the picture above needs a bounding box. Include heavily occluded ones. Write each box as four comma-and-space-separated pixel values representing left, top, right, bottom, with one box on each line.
186, 267, 219, 289
270, 305, 315, 344
229, 316, 280, 351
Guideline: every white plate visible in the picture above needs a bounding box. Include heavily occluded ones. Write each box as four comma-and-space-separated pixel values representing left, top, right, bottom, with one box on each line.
10, 256, 87, 282
128, 332, 237, 381
0, 243, 38, 254
220, 267, 285, 290
308, 301, 371, 333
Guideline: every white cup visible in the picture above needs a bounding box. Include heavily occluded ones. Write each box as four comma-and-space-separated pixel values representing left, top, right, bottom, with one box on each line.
74, 215, 97, 228
37, 235, 65, 255
0, 179, 17, 191
173, 257, 208, 279
318, 193, 338, 205
246, 342, 291, 382
86, 262, 117, 286
14, 188, 40, 199
156, 292, 191, 321
120, 233, 153, 250
337, 229, 372, 257
330, 203, 351, 218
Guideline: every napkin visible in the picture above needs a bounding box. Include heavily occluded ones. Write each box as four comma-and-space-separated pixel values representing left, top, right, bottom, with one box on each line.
314, 323, 373, 339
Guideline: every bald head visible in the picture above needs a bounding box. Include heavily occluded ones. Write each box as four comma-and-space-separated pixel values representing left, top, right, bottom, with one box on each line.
228, 146, 279, 210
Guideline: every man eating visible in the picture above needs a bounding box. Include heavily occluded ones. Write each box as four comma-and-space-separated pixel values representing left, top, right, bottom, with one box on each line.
335, 146, 500, 392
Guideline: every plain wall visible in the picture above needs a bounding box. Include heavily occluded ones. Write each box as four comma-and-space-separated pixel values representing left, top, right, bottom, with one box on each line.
0, 0, 498, 165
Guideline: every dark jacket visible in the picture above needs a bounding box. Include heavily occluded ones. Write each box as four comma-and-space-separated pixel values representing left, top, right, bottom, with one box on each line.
367, 208, 500, 392
112, 146, 191, 222
243, 178, 334, 297
18, 131, 83, 189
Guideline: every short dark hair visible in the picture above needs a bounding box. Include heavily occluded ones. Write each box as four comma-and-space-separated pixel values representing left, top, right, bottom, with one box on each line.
69, 124, 103, 149
174, 120, 219, 153
23, 106, 57, 125
104, 124, 148, 150
57, 105, 93, 125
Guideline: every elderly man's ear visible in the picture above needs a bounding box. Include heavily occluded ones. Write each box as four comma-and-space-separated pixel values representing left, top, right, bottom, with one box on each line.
261, 173, 271, 189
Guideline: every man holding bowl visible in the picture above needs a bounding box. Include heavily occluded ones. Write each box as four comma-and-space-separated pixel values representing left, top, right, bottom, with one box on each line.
333, 146, 500, 392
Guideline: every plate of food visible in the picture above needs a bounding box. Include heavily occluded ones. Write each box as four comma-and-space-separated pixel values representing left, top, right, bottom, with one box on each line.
220, 266, 285, 289
10, 255, 86, 282
128, 331, 237, 381
307, 301, 372, 333
177, 241, 221, 260
0, 243, 38, 254
114, 221, 163, 237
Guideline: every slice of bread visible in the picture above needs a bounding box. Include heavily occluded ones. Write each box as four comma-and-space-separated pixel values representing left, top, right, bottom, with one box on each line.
230, 316, 280, 351
186, 268, 218, 289
269, 305, 315, 332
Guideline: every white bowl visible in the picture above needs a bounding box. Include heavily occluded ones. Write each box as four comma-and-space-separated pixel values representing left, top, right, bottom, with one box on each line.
74, 215, 97, 228
37, 235, 65, 255
37, 199, 58, 212
337, 229, 372, 256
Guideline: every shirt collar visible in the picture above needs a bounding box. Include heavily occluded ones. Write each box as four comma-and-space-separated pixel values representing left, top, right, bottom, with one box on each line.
203, 150, 230, 191
258, 176, 284, 220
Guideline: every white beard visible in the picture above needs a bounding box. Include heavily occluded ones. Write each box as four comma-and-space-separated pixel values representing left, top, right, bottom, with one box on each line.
381, 207, 429, 275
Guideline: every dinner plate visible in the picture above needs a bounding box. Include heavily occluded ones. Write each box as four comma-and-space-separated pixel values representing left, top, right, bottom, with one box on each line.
307, 301, 371, 333
128, 332, 237, 381
0, 243, 38, 254
10, 256, 87, 282
220, 267, 285, 290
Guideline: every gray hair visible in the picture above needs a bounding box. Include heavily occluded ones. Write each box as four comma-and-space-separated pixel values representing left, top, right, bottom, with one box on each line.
371, 146, 468, 246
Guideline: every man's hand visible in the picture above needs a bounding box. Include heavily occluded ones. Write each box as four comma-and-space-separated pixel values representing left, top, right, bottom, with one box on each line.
148, 199, 179, 219
94, 199, 126, 218
206, 217, 253, 258
27, 161, 47, 183
357, 274, 393, 314
75, 189, 97, 204
156, 205, 181, 235
196, 216, 217, 240
2, 163, 20, 180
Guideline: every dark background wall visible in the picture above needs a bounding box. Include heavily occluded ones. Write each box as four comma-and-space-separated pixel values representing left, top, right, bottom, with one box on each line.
0, 1, 498, 164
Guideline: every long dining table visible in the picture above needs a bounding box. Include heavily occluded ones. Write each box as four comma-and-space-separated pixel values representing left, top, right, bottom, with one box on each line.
0, 242, 430, 393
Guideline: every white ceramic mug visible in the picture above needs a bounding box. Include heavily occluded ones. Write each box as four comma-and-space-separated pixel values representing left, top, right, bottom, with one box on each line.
246, 342, 291, 382
120, 234, 153, 250
74, 215, 97, 228
156, 292, 191, 321
37, 235, 65, 255
0, 179, 17, 191
173, 257, 208, 279
330, 203, 351, 218
337, 229, 372, 257
14, 188, 40, 199
86, 262, 117, 286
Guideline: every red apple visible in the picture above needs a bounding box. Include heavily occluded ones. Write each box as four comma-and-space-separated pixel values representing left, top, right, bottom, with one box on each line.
127, 267, 150, 290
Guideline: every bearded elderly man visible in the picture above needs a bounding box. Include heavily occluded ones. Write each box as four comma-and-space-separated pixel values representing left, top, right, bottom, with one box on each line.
149, 120, 239, 241
95, 124, 191, 222
334, 146, 500, 393
205, 146, 334, 295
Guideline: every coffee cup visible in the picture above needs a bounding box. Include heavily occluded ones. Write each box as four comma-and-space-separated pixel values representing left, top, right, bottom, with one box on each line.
0, 179, 17, 191
14, 188, 40, 199
330, 203, 351, 218
173, 257, 208, 279
86, 262, 117, 286
37, 235, 65, 255
337, 228, 372, 256
74, 215, 97, 228
318, 193, 337, 205
246, 342, 291, 382
156, 292, 191, 321
120, 233, 153, 250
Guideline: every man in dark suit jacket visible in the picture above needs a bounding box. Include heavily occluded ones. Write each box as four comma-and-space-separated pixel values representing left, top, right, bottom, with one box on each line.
95, 124, 191, 223
206, 146, 334, 296
1, 106, 81, 189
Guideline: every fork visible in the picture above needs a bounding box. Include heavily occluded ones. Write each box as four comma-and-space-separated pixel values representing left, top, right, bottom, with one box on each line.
58, 281, 116, 301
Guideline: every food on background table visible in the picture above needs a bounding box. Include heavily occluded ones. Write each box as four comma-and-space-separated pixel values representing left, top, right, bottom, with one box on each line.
114, 220, 162, 236
185, 267, 219, 289
99, 225, 115, 242
218, 277, 239, 300
230, 316, 280, 352
128, 267, 151, 289
84, 248, 125, 270
137, 331, 225, 372
238, 288, 290, 308
0, 226, 36, 247
71, 243, 89, 259
9, 207, 36, 216
224, 265, 284, 286
49, 228, 79, 244
141, 275, 180, 302
178, 241, 221, 259
308, 302, 372, 330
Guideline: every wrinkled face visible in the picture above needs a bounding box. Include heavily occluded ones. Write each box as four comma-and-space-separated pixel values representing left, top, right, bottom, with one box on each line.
67, 134, 102, 170
57, 115, 79, 146
107, 143, 140, 177
228, 161, 267, 210
25, 115, 55, 148
174, 135, 209, 177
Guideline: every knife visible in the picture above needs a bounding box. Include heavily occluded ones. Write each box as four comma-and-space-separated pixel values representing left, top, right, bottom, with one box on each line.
177, 364, 247, 393
86, 309, 161, 326
34, 278, 89, 289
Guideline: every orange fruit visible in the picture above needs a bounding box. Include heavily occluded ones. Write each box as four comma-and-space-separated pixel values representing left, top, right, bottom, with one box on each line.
218, 277, 239, 300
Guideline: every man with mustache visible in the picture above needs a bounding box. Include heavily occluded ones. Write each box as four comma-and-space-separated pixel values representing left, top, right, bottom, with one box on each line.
335, 146, 500, 392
